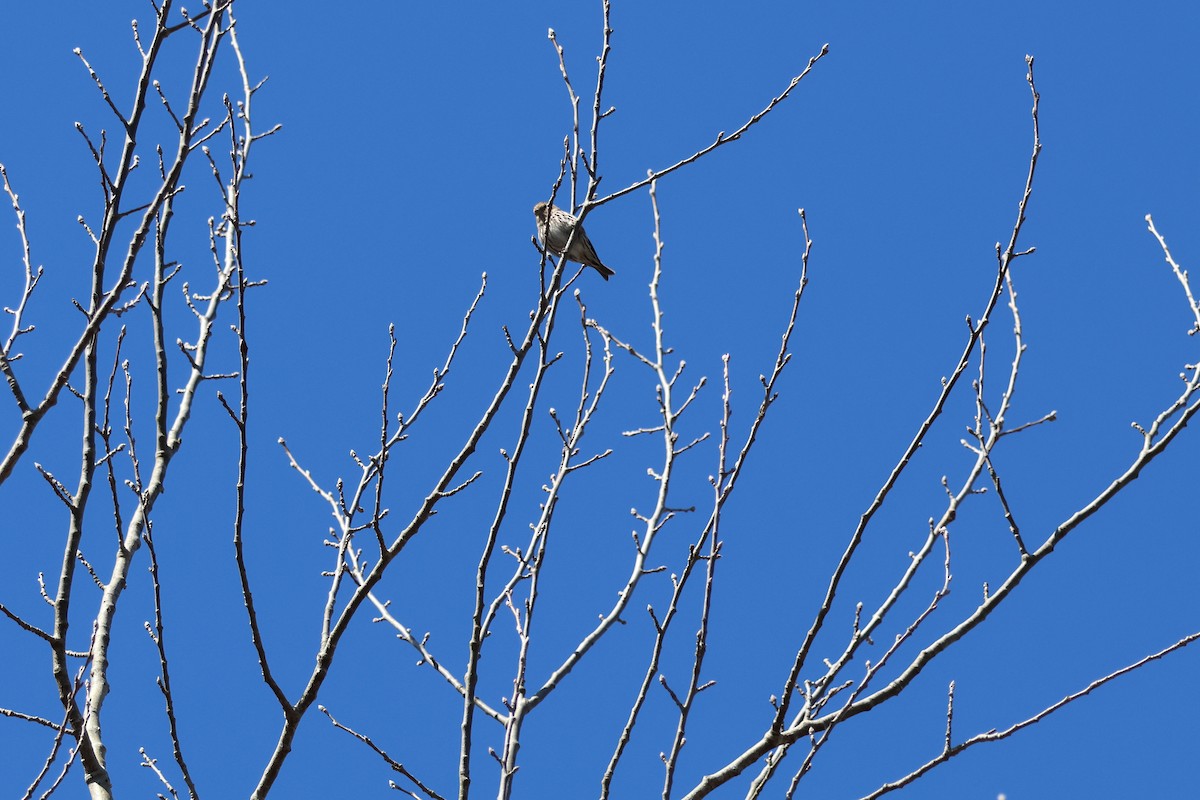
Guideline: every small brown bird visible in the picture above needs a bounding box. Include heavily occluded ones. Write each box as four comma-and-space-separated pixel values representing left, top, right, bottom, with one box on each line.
533, 201, 615, 280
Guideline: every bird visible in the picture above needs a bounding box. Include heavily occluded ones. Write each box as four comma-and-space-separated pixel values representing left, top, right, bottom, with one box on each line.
532, 201, 615, 280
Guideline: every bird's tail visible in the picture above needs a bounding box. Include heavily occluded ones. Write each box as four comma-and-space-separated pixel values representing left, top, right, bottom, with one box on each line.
592, 263, 615, 281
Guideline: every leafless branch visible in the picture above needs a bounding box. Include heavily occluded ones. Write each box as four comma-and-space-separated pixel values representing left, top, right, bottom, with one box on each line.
858, 632, 1200, 799
589, 45, 829, 211
142, 527, 199, 799
321, 706, 448, 800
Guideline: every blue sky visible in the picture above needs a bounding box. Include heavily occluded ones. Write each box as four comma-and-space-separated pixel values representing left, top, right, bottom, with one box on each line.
0, 2, 1197, 799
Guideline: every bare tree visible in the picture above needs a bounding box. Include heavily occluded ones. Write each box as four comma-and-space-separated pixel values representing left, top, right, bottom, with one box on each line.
0, 3, 1195, 800
0, 3, 274, 798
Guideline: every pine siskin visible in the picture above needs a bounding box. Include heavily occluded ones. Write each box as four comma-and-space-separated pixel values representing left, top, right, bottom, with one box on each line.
532, 201, 615, 280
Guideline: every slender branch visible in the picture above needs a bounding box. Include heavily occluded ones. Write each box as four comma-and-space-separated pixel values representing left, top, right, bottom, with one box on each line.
143, 526, 199, 799
858, 633, 1200, 799
224, 32, 291, 713
589, 45, 829, 210
321, 706, 448, 800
